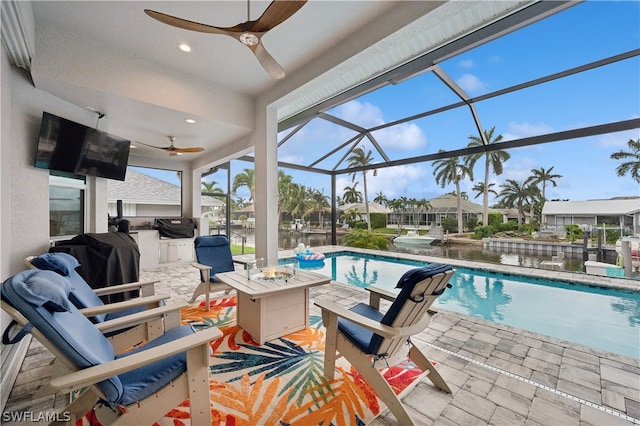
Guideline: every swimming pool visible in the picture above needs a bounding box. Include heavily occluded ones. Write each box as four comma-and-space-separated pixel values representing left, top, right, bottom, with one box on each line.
282, 251, 640, 359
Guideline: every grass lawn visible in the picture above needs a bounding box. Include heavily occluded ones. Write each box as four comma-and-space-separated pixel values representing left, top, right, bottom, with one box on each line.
231, 244, 255, 255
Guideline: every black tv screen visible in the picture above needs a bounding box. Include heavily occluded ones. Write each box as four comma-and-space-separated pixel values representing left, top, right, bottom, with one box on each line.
35, 112, 131, 181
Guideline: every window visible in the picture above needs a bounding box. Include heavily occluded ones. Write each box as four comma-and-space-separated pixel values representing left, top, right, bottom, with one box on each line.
49, 174, 85, 238
107, 166, 182, 217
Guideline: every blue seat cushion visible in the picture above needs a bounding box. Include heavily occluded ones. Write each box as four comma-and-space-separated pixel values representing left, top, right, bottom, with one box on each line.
1, 270, 122, 403
338, 303, 384, 354
338, 263, 453, 355
115, 325, 196, 406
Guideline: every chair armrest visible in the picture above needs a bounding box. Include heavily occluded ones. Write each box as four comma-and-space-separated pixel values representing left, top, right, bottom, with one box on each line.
314, 300, 401, 339
49, 327, 222, 393
192, 262, 211, 282
79, 294, 169, 317
314, 300, 432, 339
93, 280, 159, 298
365, 286, 397, 310
191, 262, 212, 271
95, 301, 187, 335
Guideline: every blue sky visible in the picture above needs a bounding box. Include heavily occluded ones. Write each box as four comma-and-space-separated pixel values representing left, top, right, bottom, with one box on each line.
157, 1, 640, 206
271, 0, 640, 205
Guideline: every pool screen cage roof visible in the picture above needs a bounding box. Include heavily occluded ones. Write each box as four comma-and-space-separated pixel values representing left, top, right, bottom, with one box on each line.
256, 1, 639, 183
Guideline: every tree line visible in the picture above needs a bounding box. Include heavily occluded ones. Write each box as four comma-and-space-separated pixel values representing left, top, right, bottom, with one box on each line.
202, 135, 639, 234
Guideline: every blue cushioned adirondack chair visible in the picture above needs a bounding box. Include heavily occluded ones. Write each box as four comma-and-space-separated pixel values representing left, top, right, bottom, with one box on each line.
1, 269, 220, 425
315, 263, 454, 425
27, 252, 180, 352
190, 235, 236, 310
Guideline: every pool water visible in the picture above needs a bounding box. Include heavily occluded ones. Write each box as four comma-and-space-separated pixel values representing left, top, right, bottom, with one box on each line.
282, 251, 640, 359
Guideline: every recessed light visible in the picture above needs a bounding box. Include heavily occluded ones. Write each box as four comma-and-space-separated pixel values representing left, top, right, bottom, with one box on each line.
130, 144, 137, 149
185, 118, 196, 124
178, 43, 192, 52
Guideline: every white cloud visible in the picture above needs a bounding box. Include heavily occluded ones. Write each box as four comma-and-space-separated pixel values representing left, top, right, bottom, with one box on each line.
336, 165, 435, 201
456, 73, 485, 94
335, 100, 427, 151
372, 123, 427, 151
335, 101, 384, 127
596, 129, 639, 148
502, 121, 554, 141
458, 59, 474, 69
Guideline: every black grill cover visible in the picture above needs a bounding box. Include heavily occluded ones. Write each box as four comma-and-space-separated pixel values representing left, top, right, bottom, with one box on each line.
155, 218, 196, 238
49, 232, 140, 303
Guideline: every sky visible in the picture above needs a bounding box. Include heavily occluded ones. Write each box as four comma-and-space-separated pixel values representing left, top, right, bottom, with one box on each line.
159, 1, 640, 206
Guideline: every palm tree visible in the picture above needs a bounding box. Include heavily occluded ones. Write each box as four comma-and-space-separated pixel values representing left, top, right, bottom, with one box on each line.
346, 147, 375, 231
526, 166, 562, 222
465, 127, 510, 226
498, 179, 537, 227
289, 184, 314, 222
610, 138, 640, 183
277, 170, 294, 230
232, 168, 255, 202
310, 188, 330, 228
201, 179, 223, 194
432, 151, 473, 234
342, 182, 362, 204
471, 181, 497, 200
373, 192, 387, 205
527, 166, 562, 201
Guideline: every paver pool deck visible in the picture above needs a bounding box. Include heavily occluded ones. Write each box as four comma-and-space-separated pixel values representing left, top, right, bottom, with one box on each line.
4, 246, 639, 425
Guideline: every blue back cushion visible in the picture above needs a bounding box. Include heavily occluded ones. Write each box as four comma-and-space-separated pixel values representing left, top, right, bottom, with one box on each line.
383, 263, 452, 325
31, 253, 107, 322
1, 270, 123, 402
194, 235, 235, 281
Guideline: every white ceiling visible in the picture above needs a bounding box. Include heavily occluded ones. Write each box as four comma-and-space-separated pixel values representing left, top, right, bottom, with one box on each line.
21, 0, 538, 167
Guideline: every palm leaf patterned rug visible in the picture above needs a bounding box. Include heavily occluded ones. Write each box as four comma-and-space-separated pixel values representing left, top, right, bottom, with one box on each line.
83, 296, 425, 425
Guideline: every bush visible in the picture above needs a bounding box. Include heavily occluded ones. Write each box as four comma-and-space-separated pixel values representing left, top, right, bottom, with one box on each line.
441, 217, 457, 233
474, 225, 493, 239
488, 213, 502, 228
370, 213, 387, 229
565, 224, 583, 242
342, 229, 388, 250
520, 223, 535, 236
497, 221, 519, 232
465, 216, 478, 231
354, 221, 368, 229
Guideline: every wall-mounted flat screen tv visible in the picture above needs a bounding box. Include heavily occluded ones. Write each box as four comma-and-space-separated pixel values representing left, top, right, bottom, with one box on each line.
35, 112, 131, 181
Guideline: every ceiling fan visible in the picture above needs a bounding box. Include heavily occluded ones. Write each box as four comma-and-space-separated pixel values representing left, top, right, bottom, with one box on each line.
136, 136, 204, 156
144, 0, 307, 79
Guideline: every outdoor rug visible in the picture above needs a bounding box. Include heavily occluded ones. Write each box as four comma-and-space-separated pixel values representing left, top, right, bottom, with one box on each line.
82, 296, 425, 425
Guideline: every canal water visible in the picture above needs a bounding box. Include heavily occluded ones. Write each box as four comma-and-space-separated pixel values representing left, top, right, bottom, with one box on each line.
232, 230, 601, 273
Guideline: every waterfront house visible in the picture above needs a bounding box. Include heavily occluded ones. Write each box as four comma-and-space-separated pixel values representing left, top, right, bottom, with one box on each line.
542, 197, 640, 235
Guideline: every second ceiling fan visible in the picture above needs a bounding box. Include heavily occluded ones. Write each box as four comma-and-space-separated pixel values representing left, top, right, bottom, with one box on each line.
145, 0, 308, 79
136, 136, 204, 156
